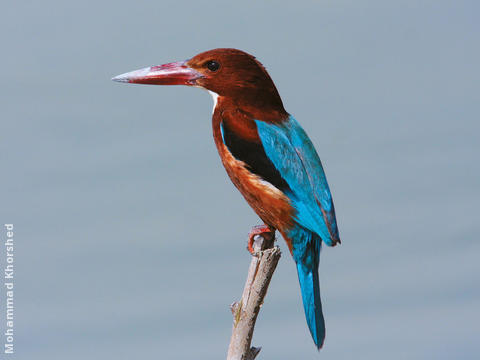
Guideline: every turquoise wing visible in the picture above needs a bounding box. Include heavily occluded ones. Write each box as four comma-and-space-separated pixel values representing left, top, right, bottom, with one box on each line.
255, 116, 340, 246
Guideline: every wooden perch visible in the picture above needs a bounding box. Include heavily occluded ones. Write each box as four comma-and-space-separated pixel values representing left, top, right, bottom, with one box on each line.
227, 232, 282, 360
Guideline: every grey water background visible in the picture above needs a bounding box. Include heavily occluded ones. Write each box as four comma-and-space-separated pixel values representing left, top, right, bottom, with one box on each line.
1, 1, 479, 359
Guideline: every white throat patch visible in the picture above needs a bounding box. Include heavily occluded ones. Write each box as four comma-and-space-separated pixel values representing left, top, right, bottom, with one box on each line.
208, 91, 219, 114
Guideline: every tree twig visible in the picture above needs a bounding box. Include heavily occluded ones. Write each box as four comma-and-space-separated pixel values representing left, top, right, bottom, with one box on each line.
227, 232, 282, 360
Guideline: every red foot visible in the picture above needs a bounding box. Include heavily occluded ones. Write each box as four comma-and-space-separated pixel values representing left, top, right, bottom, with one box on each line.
247, 225, 275, 255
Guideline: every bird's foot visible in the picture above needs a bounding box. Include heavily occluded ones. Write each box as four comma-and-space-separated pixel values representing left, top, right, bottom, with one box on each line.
247, 225, 275, 255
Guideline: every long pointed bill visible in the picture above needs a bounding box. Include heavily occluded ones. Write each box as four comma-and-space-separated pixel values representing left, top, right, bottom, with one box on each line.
112, 60, 202, 85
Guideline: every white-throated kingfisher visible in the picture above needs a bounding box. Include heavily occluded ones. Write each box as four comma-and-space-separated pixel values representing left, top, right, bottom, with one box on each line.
112, 48, 340, 349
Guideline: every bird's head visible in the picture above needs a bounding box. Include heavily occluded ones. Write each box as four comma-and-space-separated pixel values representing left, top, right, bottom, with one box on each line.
113, 48, 285, 113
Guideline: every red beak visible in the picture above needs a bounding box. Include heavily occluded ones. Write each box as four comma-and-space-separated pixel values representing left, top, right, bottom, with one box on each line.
112, 60, 202, 86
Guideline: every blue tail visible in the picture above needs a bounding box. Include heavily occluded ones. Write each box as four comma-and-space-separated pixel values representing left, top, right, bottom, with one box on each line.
296, 262, 325, 349
289, 227, 325, 348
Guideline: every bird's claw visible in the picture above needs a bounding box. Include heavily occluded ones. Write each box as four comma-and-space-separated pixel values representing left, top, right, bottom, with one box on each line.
247, 225, 275, 255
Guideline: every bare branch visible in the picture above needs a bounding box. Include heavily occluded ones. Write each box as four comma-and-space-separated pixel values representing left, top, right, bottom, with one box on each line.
227, 233, 282, 360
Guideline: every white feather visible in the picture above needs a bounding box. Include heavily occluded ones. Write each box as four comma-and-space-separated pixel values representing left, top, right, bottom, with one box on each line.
208, 90, 219, 114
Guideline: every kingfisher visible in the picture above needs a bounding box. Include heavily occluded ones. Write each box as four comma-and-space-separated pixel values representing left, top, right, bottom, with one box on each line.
112, 48, 340, 349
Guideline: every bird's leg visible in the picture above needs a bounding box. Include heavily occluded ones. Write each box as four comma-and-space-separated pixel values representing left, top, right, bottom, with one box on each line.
247, 225, 276, 255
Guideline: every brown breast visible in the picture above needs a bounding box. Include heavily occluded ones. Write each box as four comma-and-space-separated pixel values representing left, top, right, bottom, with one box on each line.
211, 97, 294, 230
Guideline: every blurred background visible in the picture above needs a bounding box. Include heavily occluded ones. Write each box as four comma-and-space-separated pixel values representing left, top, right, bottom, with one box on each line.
1, 1, 479, 359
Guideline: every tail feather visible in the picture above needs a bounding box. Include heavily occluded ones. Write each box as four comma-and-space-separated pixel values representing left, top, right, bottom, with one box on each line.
296, 262, 325, 349
287, 227, 326, 348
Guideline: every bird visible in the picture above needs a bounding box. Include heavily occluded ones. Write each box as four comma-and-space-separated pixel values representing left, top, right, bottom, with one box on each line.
112, 48, 340, 349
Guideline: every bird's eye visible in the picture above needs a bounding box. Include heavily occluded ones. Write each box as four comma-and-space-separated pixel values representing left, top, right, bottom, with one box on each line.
206, 60, 220, 72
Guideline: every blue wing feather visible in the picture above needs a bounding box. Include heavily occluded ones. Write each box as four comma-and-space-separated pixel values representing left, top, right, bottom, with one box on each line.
255, 116, 339, 246
255, 115, 338, 349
